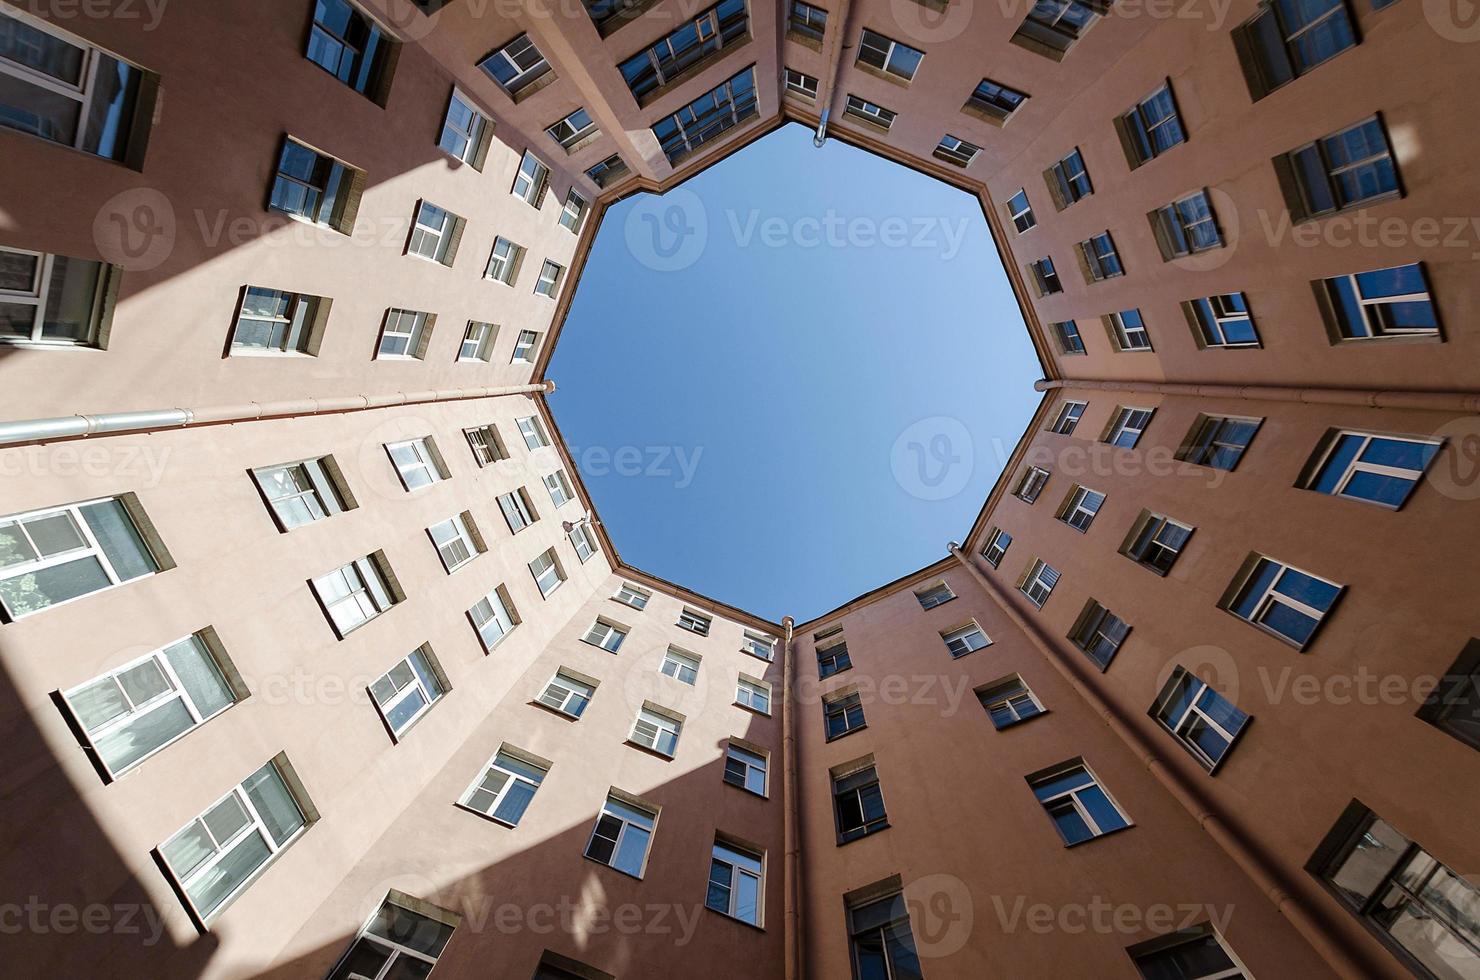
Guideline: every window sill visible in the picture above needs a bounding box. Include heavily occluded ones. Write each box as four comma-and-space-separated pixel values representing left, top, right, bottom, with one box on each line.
723, 780, 768, 800
786, 28, 823, 51
580, 637, 621, 654
528, 699, 581, 722
837, 823, 890, 846
227, 348, 314, 359
454, 802, 520, 829
960, 101, 1013, 128
705, 905, 766, 931
582, 853, 644, 880
842, 110, 893, 134
854, 61, 913, 90
825, 724, 867, 743
991, 709, 1049, 732
624, 739, 676, 761
734, 701, 771, 717
1062, 822, 1135, 849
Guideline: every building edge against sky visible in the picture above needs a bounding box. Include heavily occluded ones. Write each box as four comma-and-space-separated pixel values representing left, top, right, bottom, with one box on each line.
0, 1, 1477, 980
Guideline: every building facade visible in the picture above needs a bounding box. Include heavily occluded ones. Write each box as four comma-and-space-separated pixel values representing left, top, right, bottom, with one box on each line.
1, 0, 1477, 978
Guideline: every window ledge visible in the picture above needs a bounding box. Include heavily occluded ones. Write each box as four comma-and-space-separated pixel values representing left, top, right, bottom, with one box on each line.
837, 823, 891, 846
825, 725, 867, 743
1063, 822, 1135, 848
853, 61, 913, 90
624, 739, 676, 761
733, 701, 771, 717
528, 699, 581, 722
705, 906, 766, 931
454, 802, 520, 828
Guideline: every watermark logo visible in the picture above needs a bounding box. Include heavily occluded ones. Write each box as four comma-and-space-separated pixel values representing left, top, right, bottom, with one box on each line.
626, 189, 708, 272
890, 0, 975, 42
1155, 645, 1242, 705
16, 0, 169, 31
93, 187, 175, 272
566, 444, 704, 490
1424, 0, 1480, 41
904, 874, 974, 957
892, 417, 974, 501
727, 210, 970, 258
1170, 186, 1240, 273
1427, 416, 1480, 501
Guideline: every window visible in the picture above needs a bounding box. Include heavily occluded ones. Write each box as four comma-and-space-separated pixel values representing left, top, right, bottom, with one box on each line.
1224, 555, 1343, 649
1317, 262, 1439, 340
1185, 292, 1260, 349
942, 623, 990, 658
585, 793, 656, 877
978, 676, 1044, 729
485, 237, 523, 285
1150, 190, 1224, 259
270, 138, 362, 234
0, 7, 153, 164
707, 840, 764, 925
743, 630, 776, 661
736, 676, 771, 714
306, 0, 393, 100
535, 260, 565, 298
817, 632, 852, 678
1046, 148, 1092, 208
560, 190, 589, 233
1104, 407, 1154, 448
158, 756, 311, 924
843, 94, 896, 130
1234, 0, 1357, 101
375, 308, 434, 360
914, 582, 954, 609
459, 748, 548, 826
458, 320, 496, 363
427, 513, 482, 573
226, 284, 329, 356
783, 67, 819, 99
1309, 803, 1480, 978
438, 88, 491, 168
1018, 558, 1060, 608
1006, 189, 1036, 233
968, 78, 1029, 123
1152, 666, 1250, 771
1178, 415, 1261, 471
1053, 319, 1085, 354
253, 457, 351, 530
1300, 429, 1440, 508
824, 691, 866, 739
1012, 0, 1106, 58
724, 743, 768, 795
1279, 116, 1399, 220
0, 496, 163, 621
538, 670, 593, 717
678, 607, 712, 635
512, 151, 549, 207
630, 706, 682, 756
535, 953, 615, 980
512, 329, 542, 363
857, 29, 923, 82
463, 424, 506, 466
1106, 309, 1152, 352
614, 582, 651, 609
1417, 641, 1480, 752
311, 553, 399, 637
1078, 231, 1123, 281
370, 645, 448, 739
1128, 926, 1248, 979
1118, 82, 1185, 167
569, 519, 596, 561
661, 647, 700, 685
789, 0, 828, 40
620, 0, 749, 102
1069, 599, 1130, 669
542, 470, 575, 508
1029, 761, 1130, 845
385, 437, 446, 490
583, 618, 627, 652
1049, 400, 1086, 434
847, 890, 922, 980
982, 527, 1012, 568
546, 107, 598, 151
1123, 512, 1194, 574
61, 631, 239, 779
652, 66, 759, 164
326, 894, 457, 980
586, 153, 630, 188
934, 134, 981, 168
518, 415, 550, 449
1057, 485, 1105, 532
0, 247, 116, 348
405, 201, 463, 266
529, 548, 565, 598
1029, 257, 1062, 296
586, 0, 657, 32
478, 33, 552, 99
1014, 466, 1050, 503
469, 586, 519, 649
834, 764, 888, 842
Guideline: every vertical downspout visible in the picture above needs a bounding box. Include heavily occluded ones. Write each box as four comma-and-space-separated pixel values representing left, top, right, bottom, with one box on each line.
946, 543, 1380, 980
781, 615, 803, 980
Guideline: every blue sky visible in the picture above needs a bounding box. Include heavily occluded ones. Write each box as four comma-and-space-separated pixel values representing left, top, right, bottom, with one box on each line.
548, 123, 1041, 622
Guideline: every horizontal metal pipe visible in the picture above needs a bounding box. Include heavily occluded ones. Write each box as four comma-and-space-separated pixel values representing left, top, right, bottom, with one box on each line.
1035, 378, 1480, 413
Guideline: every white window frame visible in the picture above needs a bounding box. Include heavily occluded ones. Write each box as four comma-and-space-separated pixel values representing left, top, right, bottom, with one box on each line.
517, 415, 550, 449
982, 527, 1012, 568
428, 513, 479, 573
538, 671, 593, 717
1030, 762, 1130, 844
512, 329, 541, 363
569, 521, 599, 562
979, 676, 1043, 728
463, 424, 505, 466
1323, 264, 1438, 339
1124, 512, 1193, 574
1007, 189, 1035, 233
615, 582, 651, 609
724, 743, 768, 795
942, 622, 990, 658
529, 548, 565, 598
707, 840, 764, 926
375, 308, 431, 360
312, 554, 397, 637
252, 457, 347, 530
583, 618, 627, 652
1019, 558, 1060, 608
585, 794, 656, 877
458, 321, 496, 362
661, 647, 700, 685
1105, 407, 1154, 448
534, 259, 564, 298
1015, 466, 1050, 503
1151, 666, 1248, 771
1109, 309, 1152, 351
512, 151, 549, 207
1190, 293, 1258, 348
935, 134, 980, 167
439, 87, 488, 166
485, 237, 521, 284
369, 646, 447, 740
783, 67, 818, 99
229, 285, 320, 356
1057, 485, 1104, 532
844, 93, 895, 129
914, 582, 955, 609
458, 748, 548, 826
469, 587, 518, 649
1226, 556, 1342, 649
478, 33, 550, 97
677, 607, 712, 635
1049, 400, 1086, 435
543, 470, 574, 507
742, 630, 776, 661
546, 107, 597, 150
0, 246, 109, 347
856, 28, 922, 81
385, 437, 445, 491
560, 190, 589, 232
1304, 430, 1440, 507
630, 706, 682, 756
736, 676, 771, 714
406, 201, 458, 264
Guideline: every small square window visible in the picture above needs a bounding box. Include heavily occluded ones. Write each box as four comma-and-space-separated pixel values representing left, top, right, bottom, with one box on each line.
1027, 760, 1131, 845
978, 675, 1045, 729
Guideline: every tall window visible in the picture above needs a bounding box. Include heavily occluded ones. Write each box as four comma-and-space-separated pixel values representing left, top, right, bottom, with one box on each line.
497, 489, 537, 533
1018, 558, 1060, 608
1118, 82, 1185, 166
535, 260, 565, 298
405, 201, 463, 266
736, 676, 771, 714
1049, 400, 1086, 435
1122, 511, 1194, 575
1014, 466, 1050, 503
857, 29, 923, 82
478, 33, 552, 99
61, 631, 239, 778
529, 548, 565, 598
1152, 666, 1250, 770
543, 470, 574, 508
1029, 257, 1062, 296
306, 0, 393, 100
1046, 148, 1092, 208
385, 437, 446, 490
538, 670, 593, 717
978, 676, 1044, 729
585, 794, 656, 877
1317, 263, 1439, 341
458, 321, 496, 363
914, 581, 955, 609
438, 88, 490, 168
512, 151, 549, 207
942, 623, 990, 658
459, 748, 548, 826
1234, 0, 1357, 100
652, 66, 758, 164
1279, 116, 1399, 220
375, 308, 433, 360
1078, 232, 1123, 281
469, 586, 519, 649
270, 138, 362, 234
1057, 485, 1104, 532
1185, 292, 1260, 349
834, 764, 888, 842
0, 247, 115, 348
788, 0, 828, 40
485, 237, 523, 285
817, 631, 851, 677
1177, 415, 1261, 471
370, 646, 447, 739
1028, 761, 1130, 845
661, 647, 700, 685
229, 285, 326, 355
847, 891, 922, 980
253, 457, 352, 530
1006, 189, 1036, 233
843, 94, 896, 130
560, 190, 589, 232
824, 691, 866, 739
707, 840, 764, 925
427, 513, 482, 572
158, 757, 311, 924
630, 706, 682, 756
0, 496, 163, 621
311, 554, 399, 637
724, 743, 768, 795
1053, 320, 1084, 354
546, 107, 598, 151
1224, 555, 1342, 649
1104, 407, 1154, 448
1149, 190, 1223, 259
1300, 430, 1440, 508
969, 78, 1029, 123
1070, 599, 1129, 669
583, 618, 627, 652
982, 527, 1012, 568
327, 894, 456, 980
619, 0, 749, 101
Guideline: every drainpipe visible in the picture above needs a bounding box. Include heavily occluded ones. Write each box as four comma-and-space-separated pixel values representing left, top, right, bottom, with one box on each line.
0, 381, 556, 448
945, 542, 1382, 980
781, 614, 803, 980
810, 0, 856, 148
1036, 378, 1480, 414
